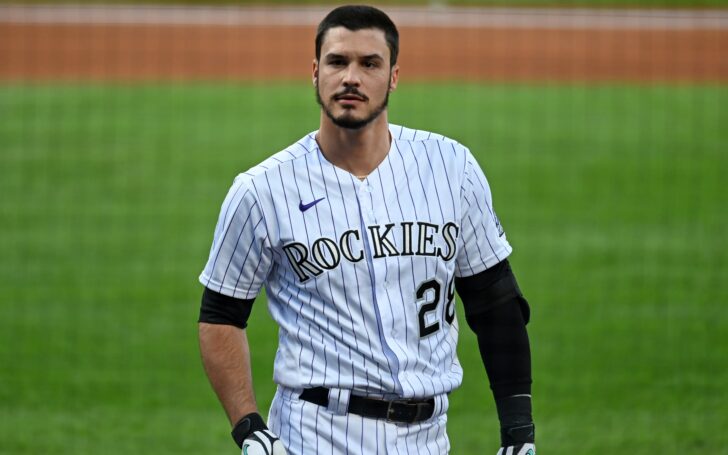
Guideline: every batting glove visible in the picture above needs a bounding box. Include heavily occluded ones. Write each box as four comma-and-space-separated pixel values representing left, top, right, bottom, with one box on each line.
497, 443, 535, 455
231, 412, 287, 455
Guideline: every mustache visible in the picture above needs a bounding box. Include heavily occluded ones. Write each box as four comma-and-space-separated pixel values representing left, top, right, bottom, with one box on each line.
333, 87, 368, 101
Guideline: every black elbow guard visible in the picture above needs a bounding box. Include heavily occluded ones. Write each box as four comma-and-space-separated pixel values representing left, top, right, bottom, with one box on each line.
198, 287, 255, 329
455, 259, 530, 327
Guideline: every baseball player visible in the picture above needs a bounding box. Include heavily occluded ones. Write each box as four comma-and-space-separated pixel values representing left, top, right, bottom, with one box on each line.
198, 5, 535, 455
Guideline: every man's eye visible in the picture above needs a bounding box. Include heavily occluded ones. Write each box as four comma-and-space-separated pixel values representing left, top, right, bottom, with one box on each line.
329, 60, 345, 66
364, 61, 380, 68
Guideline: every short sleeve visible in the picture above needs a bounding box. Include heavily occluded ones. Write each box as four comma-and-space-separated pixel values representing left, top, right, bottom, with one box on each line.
199, 175, 273, 299
455, 151, 512, 277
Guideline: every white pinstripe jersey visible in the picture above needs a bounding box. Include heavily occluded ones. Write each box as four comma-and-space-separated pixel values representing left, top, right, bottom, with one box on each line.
199, 124, 512, 400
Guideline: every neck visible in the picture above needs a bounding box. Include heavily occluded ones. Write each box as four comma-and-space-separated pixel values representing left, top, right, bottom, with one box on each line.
316, 113, 391, 179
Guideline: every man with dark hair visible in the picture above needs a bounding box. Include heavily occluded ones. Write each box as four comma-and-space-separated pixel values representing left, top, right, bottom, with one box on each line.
198, 5, 535, 454
315, 4, 400, 67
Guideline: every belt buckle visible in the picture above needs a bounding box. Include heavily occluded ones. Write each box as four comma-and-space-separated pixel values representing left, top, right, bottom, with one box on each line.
385, 399, 406, 423
386, 399, 426, 424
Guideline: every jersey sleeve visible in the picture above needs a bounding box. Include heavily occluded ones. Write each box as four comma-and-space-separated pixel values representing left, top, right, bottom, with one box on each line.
455, 150, 513, 277
199, 175, 273, 299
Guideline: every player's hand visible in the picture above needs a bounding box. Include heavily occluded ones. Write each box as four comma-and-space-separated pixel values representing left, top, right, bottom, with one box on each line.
241, 429, 287, 455
497, 443, 535, 455
232, 412, 287, 455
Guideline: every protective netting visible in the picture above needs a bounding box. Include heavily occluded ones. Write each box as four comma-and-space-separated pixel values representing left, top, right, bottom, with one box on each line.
1, 4, 726, 454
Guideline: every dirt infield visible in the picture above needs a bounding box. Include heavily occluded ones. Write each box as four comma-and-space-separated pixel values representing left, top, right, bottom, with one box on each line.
1, 6, 726, 82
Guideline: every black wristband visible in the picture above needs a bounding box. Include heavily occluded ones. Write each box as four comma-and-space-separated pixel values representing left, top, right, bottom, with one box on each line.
495, 395, 535, 445
231, 412, 268, 449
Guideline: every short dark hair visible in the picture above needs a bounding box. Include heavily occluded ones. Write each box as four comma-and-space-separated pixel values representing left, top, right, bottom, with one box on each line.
315, 5, 399, 66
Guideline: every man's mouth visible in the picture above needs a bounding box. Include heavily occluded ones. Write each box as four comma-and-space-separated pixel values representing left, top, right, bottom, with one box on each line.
334, 92, 367, 102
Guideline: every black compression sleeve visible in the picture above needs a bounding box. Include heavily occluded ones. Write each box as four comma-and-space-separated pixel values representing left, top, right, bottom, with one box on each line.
198, 287, 255, 329
455, 260, 532, 398
469, 297, 532, 398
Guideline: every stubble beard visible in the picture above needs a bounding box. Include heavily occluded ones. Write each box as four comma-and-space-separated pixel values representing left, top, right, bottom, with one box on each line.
316, 80, 390, 130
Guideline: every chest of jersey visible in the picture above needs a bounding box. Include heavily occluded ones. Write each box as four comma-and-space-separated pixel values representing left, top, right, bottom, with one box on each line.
258, 142, 463, 285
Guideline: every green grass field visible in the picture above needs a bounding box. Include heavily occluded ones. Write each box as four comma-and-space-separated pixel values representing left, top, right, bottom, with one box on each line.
1, 82, 726, 454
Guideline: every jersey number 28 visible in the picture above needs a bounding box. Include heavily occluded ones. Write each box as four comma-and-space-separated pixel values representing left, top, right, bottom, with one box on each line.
415, 278, 455, 338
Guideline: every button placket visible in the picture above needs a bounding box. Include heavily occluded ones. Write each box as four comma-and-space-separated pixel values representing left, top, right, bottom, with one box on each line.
358, 182, 376, 222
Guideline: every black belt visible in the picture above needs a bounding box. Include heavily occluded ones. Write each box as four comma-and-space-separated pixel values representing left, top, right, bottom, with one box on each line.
299, 387, 435, 424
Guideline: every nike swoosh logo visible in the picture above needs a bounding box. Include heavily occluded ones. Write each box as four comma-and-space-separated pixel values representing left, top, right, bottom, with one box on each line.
299, 197, 325, 212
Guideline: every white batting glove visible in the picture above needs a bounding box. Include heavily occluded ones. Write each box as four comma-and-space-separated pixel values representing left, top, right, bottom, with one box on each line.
231, 413, 287, 455
241, 429, 287, 455
497, 443, 535, 455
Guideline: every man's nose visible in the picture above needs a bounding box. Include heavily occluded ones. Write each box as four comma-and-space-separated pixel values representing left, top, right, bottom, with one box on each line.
342, 63, 362, 86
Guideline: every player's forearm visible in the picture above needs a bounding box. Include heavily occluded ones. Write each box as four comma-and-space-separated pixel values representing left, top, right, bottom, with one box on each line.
475, 305, 532, 398
456, 260, 535, 448
199, 322, 258, 425
473, 302, 536, 449
456, 260, 532, 397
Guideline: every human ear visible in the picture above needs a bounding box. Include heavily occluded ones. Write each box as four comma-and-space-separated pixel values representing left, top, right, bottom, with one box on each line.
312, 59, 319, 86
389, 65, 400, 92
